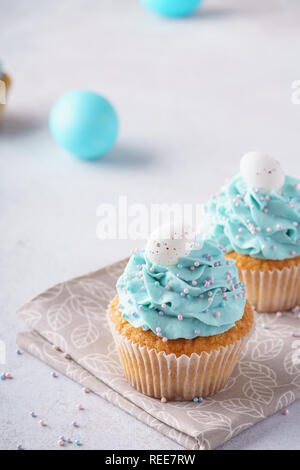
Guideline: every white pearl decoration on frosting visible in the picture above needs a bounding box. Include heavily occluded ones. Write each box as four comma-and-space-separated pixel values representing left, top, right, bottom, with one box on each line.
145, 221, 195, 266
240, 151, 285, 192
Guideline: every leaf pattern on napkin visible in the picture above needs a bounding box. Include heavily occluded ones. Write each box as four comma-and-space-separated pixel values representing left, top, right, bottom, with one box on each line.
16, 259, 300, 450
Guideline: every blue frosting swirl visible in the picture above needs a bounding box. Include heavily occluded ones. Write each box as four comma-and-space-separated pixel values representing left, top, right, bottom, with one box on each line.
116, 236, 246, 340
202, 174, 300, 260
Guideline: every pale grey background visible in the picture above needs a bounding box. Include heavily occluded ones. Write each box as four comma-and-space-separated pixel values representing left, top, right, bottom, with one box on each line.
1, 0, 300, 450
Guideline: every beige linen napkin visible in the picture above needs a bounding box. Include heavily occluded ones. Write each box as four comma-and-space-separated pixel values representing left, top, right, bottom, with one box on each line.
17, 260, 300, 450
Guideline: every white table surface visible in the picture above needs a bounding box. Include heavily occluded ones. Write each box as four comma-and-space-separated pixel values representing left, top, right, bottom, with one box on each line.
1, 0, 300, 450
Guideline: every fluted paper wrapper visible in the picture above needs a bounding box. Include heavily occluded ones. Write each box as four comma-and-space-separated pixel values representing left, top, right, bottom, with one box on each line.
17, 259, 300, 450
110, 323, 250, 401
0, 73, 10, 123
237, 264, 300, 313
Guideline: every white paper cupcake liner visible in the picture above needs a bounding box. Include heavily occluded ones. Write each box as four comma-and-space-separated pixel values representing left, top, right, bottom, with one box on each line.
0, 74, 10, 123
109, 321, 251, 401
237, 264, 300, 313
0, 103, 5, 123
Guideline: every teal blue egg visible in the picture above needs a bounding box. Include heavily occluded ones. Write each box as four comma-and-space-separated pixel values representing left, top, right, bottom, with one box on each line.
140, 0, 203, 17
49, 90, 119, 160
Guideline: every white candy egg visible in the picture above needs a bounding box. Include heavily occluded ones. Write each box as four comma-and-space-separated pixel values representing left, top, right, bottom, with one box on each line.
240, 152, 285, 192
145, 221, 195, 266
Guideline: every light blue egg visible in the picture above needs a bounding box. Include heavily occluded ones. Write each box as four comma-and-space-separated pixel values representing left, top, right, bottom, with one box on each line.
49, 90, 119, 160
140, 0, 203, 17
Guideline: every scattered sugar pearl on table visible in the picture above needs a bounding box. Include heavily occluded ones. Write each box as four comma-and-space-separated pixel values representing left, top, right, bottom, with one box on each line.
64, 353, 71, 360
75, 440, 82, 446
51, 372, 58, 378
77, 404, 84, 411
282, 409, 289, 416
262, 323, 268, 329
72, 421, 79, 428
178, 314, 183, 321
83, 387, 90, 394
162, 337, 168, 342
17, 444, 24, 450
39, 420, 46, 427
30, 411, 37, 418
58, 439, 65, 447
161, 397, 167, 403
0, 374, 5, 381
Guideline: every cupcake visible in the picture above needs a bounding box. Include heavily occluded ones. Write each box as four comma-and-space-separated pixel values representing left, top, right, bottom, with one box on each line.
202, 151, 300, 313
108, 222, 253, 401
0, 62, 11, 123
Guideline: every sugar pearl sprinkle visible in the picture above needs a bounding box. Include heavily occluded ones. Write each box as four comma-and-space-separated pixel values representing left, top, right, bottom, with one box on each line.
1, 372, 13, 380
193, 397, 203, 403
